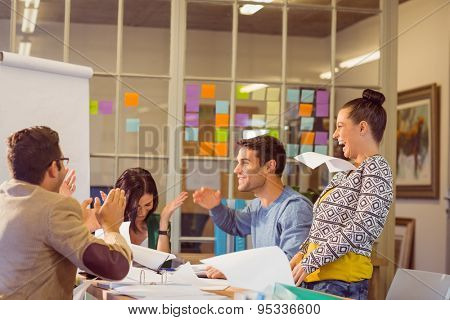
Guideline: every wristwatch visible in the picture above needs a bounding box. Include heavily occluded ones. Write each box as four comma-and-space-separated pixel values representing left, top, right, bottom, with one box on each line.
158, 230, 170, 236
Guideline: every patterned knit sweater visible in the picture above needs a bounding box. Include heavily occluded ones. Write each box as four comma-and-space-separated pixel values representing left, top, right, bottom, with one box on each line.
300, 155, 393, 275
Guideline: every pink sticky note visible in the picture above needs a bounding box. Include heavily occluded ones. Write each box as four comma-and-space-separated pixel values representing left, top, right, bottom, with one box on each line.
316, 90, 329, 104
186, 99, 200, 112
316, 103, 329, 117
185, 113, 199, 127
99, 100, 113, 115
314, 131, 328, 145
186, 84, 200, 99
235, 113, 249, 127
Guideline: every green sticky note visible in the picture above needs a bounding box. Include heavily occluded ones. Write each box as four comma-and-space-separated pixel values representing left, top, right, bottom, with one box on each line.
286, 144, 299, 157
215, 128, 229, 142
236, 85, 250, 100
90, 100, 98, 115
300, 117, 315, 131
268, 129, 279, 139
315, 145, 328, 155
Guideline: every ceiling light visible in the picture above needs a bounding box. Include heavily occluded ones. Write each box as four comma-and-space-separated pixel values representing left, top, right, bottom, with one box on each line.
319, 68, 339, 80
339, 50, 380, 69
239, 4, 264, 15
239, 83, 268, 93
22, 7, 38, 33
18, 41, 32, 56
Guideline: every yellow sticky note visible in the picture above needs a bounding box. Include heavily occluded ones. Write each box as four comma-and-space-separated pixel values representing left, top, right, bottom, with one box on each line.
266, 87, 280, 101
215, 114, 229, 127
301, 132, 315, 145
299, 103, 313, 117
266, 101, 280, 115
125, 92, 139, 107
266, 115, 280, 128
201, 84, 215, 99
252, 88, 266, 101
215, 143, 228, 157
199, 142, 215, 156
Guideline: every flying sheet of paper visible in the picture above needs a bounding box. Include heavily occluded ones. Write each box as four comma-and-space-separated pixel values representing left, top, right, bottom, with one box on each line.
131, 244, 176, 271
294, 152, 356, 172
201, 246, 294, 292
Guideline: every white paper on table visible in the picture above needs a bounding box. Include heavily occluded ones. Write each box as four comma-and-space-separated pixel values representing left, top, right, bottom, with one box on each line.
117, 266, 162, 285
73, 280, 95, 300
201, 246, 294, 292
112, 284, 224, 300
131, 244, 176, 271
170, 263, 230, 290
294, 152, 356, 172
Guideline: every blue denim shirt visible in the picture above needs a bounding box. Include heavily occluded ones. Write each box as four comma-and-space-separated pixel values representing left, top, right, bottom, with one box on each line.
210, 186, 313, 259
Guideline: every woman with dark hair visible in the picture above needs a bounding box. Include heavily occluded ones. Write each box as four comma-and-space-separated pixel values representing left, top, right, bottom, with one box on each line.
290, 89, 394, 299
101, 168, 187, 253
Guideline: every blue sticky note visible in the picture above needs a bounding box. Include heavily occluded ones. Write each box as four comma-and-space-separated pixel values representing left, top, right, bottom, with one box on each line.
286, 144, 299, 157
126, 118, 140, 133
301, 89, 315, 103
300, 117, 314, 131
215, 100, 229, 114
300, 145, 313, 153
185, 127, 199, 141
287, 89, 300, 103
315, 145, 328, 155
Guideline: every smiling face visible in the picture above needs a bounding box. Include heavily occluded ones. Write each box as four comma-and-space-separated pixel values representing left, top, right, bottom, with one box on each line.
136, 193, 154, 220
233, 148, 267, 192
332, 108, 363, 160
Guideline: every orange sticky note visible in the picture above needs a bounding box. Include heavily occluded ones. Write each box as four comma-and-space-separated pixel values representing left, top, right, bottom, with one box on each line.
199, 142, 215, 156
215, 143, 228, 157
301, 132, 315, 145
201, 84, 215, 99
125, 92, 139, 107
299, 103, 313, 117
215, 114, 229, 127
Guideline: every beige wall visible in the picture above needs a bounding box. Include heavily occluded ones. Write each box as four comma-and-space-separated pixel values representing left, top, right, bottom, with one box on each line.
396, 0, 450, 274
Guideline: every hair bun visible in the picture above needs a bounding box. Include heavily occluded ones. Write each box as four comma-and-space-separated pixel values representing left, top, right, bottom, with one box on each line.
362, 89, 385, 105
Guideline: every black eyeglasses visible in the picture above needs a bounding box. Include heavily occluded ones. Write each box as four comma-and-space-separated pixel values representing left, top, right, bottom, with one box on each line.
48, 157, 69, 167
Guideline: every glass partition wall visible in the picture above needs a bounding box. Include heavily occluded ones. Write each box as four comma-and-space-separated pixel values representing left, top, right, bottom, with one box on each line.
2, 0, 386, 254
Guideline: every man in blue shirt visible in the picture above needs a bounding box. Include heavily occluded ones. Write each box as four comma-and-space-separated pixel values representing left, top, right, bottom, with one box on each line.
193, 135, 313, 278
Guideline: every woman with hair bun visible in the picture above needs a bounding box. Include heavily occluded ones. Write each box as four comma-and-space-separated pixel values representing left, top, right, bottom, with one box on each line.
290, 89, 394, 299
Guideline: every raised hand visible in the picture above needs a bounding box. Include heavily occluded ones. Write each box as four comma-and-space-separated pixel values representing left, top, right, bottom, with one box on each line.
160, 191, 189, 229
97, 188, 126, 233
192, 187, 221, 210
59, 169, 76, 196
80, 197, 101, 232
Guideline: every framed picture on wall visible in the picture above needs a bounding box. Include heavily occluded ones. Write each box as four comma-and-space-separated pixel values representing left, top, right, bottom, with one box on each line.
394, 218, 415, 269
396, 83, 440, 199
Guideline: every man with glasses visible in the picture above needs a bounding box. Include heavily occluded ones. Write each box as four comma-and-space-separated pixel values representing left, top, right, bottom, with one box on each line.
0, 126, 132, 299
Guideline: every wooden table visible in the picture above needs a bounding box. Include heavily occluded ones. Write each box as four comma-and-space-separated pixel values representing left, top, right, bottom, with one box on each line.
85, 282, 242, 300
